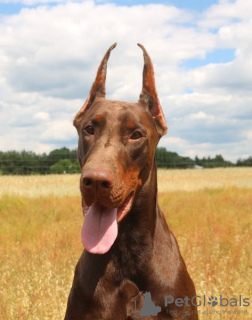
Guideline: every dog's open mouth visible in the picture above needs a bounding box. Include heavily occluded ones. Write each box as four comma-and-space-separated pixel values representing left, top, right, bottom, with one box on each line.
81, 192, 134, 254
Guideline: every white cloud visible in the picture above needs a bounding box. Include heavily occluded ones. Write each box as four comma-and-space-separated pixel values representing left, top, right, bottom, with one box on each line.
33, 111, 50, 121
40, 120, 75, 141
0, 0, 251, 161
199, 0, 252, 29
190, 112, 214, 120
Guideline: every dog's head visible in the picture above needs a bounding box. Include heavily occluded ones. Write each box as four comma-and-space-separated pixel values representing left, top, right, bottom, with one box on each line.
74, 44, 167, 254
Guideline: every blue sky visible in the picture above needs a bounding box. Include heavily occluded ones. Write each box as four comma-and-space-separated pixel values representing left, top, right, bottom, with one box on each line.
0, 3, 23, 14
0, 0, 251, 161
0, 0, 220, 14
102, 0, 219, 11
181, 48, 236, 69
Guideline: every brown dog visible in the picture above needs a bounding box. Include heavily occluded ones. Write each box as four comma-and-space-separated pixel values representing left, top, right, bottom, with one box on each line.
64, 43, 198, 319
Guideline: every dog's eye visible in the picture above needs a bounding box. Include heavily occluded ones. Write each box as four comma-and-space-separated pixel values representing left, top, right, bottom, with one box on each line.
130, 131, 143, 140
84, 126, 95, 135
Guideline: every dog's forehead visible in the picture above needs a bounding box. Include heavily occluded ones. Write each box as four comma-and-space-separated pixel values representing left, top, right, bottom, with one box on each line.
89, 98, 152, 126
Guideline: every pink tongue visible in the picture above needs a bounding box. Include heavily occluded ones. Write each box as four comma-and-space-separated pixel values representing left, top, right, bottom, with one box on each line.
81, 203, 118, 254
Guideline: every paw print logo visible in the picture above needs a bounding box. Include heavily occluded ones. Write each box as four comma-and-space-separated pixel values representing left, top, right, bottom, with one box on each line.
208, 296, 218, 307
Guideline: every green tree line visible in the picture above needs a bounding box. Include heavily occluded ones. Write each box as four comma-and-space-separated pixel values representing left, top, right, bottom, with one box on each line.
0, 147, 251, 175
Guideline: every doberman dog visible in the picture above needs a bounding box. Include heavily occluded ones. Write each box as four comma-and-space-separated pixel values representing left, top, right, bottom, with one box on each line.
64, 43, 198, 319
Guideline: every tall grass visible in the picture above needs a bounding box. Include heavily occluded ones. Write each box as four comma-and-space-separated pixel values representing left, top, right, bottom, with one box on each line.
0, 168, 251, 197
0, 195, 82, 320
0, 169, 251, 319
159, 188, 252, 319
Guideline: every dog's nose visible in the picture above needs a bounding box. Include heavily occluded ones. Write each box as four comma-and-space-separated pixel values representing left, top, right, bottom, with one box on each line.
82, 169, 114, 191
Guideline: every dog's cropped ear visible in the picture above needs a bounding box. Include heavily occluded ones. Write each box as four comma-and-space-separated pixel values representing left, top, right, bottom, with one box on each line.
74, 43, 117, 128
138, 44, 168, 137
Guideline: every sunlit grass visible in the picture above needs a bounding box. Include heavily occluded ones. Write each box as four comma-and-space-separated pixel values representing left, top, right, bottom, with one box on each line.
0, 169, 251, 319
0, 195, 82, 320
0, 168, 251, 197
0, 174, 80, 198
157, 167, 252, 192
159, 187, 252, 319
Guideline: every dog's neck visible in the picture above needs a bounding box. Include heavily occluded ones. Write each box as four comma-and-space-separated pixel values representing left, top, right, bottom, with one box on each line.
121, 162, 158, 229
114, 163, 159, 275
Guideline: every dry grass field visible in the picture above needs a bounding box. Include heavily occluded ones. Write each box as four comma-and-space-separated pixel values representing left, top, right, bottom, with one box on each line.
0, 168, 251, 319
